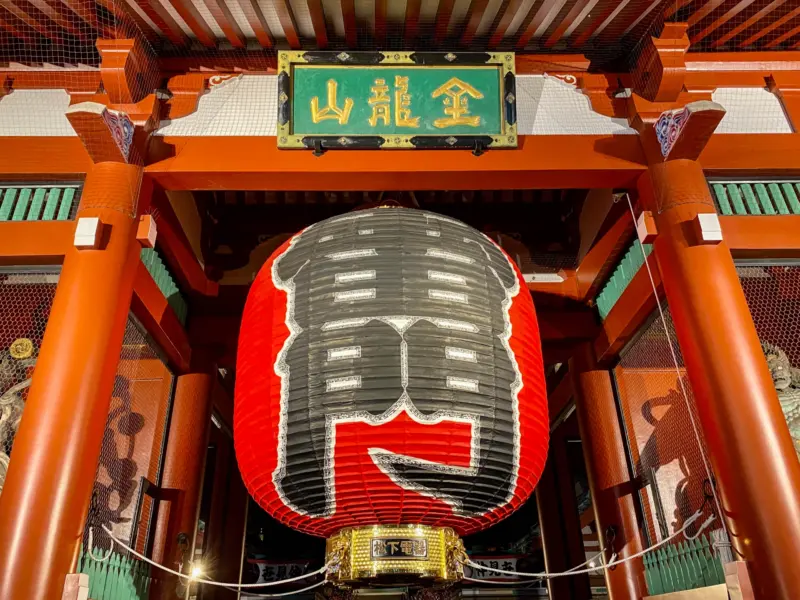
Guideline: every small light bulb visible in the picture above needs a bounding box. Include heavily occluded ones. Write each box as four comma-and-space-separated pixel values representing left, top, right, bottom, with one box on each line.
588, 561, 596, 568
191, 566, 203, 578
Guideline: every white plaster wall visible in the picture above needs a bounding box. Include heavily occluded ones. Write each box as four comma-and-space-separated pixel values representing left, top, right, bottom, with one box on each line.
0, 89, 75, 136
713, 87, 793, 134
0, 81, 793, 138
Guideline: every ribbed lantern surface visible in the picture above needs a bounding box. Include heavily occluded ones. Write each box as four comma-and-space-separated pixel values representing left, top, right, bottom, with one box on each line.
235, 208, 548, 537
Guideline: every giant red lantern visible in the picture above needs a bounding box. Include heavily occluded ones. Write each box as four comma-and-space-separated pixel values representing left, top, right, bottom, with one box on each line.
235, 208, 548, 554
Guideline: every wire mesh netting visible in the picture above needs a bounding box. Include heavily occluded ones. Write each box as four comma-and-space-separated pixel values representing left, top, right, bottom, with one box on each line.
82, 317, 175, 557
1, 0, 798, 146
0, 269, 58, 501
738, 263, 800, 462
613, 307, 719, 544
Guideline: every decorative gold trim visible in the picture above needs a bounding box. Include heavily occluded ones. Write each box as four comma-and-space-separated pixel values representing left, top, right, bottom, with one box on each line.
9, 338, 33, 360
326, 524, 465, 586
278, 52, 517, 150
278, 50, 307, 75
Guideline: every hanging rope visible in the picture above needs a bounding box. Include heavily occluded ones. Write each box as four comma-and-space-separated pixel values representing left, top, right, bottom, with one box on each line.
92, 524, 331, 589
624, 194, 728, 533
463, 509, 715, 580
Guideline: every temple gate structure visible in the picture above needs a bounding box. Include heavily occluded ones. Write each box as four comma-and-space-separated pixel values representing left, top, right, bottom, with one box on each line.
1, 2, 800, 600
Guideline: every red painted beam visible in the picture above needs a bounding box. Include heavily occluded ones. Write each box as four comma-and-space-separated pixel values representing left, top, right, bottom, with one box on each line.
744, 5, 800, 47
235, 0, 272, 47
545, 0, 594, 47
123, 0, 187, 44
0, 138, 92, 177
405, 0, 422, 45
576, 212, 636, 300
460, 0, 489, 46
165, 0, 217, 47
202, 0, 246, 47
274, 0, 300, 49
306, 0, 327, 48
723, 215, 800, 258
132, 262, 192, 373
341, 0, 357, 48
594, 255, 662, 366
488, 0, 525, 48
147, 135, 647, 191
0, 221, 72, 265
691, 0, 756, 44
711, 0, 789, 48
434, 0, 455, 44
150, 187, 220, 296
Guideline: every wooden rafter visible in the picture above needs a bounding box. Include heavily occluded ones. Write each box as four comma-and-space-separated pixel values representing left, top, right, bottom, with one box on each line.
341, 0, 356, 48
517, 0, 569, 49
374, 0, 386, 46
434, 0, 455, 44
0, 0, 64, 43
711, 0, 788, 48
164, 0, 217, 47
570, 0, 622, 48
274, 0, 300, 49
691, 0, 755, 44
202, 0, 245, 47
405, 0, 421, 45
121, 0, 187, 45
460, 0, 489, 46
306, 0, 327, 48
688, 0, 726, 27
744, 5, 800, 47
27, 0, 88, 39
664, 0, 694, 19
0, 4, 37, 43
488, 0, 525, 48
767, 19, 800, 49
234, 0, 272, 47
545, 0, 596, 47
593, 0, 658, 43
58, 0, 97, 29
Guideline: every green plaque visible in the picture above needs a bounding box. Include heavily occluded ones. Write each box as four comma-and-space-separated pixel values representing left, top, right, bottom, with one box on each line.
277, 51, 517, 151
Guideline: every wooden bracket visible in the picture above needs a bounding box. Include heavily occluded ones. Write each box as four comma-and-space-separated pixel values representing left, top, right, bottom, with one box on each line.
654, 100, 726, 161
165, 73, 210, 120
65, 102, 135, 163
632, 22, 690, 103
767, 73, 800, 132
636, 211, 658, 244
96, 38, 160, 105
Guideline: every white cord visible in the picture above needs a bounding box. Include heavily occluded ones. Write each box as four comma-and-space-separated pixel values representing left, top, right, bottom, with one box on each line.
96, 525, 330, 589
465, 509, 714, 580
222, 579, 327, 597
86, 527, 113, 563
625, 194, 728, 533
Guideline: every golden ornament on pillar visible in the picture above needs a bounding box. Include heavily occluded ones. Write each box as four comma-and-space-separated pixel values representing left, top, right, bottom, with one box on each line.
325, 525, 465, 586
9, 338, 33, 360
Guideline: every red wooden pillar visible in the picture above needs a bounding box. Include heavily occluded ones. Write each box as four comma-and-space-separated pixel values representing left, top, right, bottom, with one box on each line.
0, 162, 144, 600
571, 343, 646, 600
639, 159, 800, 600
536, 428, 592, 600
152, 371, 215, 575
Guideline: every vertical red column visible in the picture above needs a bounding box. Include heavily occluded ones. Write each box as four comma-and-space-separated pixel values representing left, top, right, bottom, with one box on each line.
152, 371, 214, 576
639, 159, 800, 599
0, 162, 144, 600
571, 343, 646, 600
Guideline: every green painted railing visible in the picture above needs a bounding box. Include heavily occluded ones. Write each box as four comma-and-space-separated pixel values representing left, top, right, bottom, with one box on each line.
78, 547, 160, 600
643, 535, 725, 596
595, 239, 653, 320
141, 248, 188, 325
711, 181, 800, 216
0, 185, 80, 221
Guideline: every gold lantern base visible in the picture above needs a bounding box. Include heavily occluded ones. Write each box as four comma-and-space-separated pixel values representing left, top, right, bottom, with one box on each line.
325, 525, 465, 586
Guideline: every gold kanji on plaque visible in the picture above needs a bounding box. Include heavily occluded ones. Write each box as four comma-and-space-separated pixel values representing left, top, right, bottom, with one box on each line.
394, 76, 420, 128
310, 79, 354, 125
368, 78, 391, 127
432, 77, 483, 128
